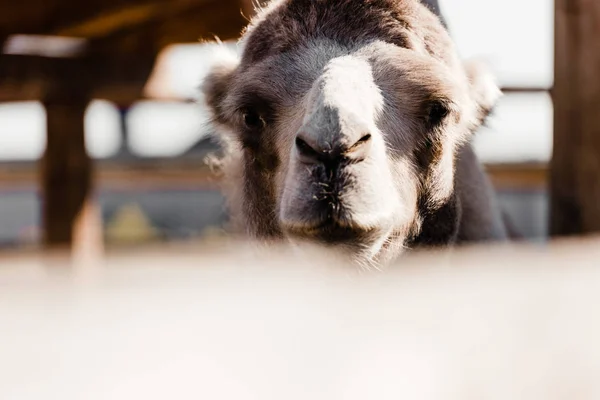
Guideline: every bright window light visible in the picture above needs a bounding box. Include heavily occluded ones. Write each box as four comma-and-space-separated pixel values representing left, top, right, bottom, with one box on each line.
144, 41, 240, 100
0, 102, 46, 161
3, 35, 87, 58
472, 92, 553, 164
0, 100, 123, 161
440, 0, 553, 88
85, 100, 122, 159
127, 101, 211, 157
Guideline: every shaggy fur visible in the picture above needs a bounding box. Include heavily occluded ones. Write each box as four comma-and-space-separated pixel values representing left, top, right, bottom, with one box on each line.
201, 0, 508, 266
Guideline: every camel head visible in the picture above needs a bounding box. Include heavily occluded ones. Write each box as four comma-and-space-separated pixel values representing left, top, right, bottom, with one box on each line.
201, 0, 501, 265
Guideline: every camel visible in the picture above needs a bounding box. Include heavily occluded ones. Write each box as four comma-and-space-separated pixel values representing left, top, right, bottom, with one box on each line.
201, 0, 509, 266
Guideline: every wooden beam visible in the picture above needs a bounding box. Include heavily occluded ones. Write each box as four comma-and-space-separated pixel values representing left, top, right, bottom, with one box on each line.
41, 95, 94, 250
0, 0, 248, 104
0, 53, 155, 104
550, 0, 600, 236
501, 87, 553, 93
0, 159, 548, 193
87, 0, 249, 56
55, 3, 163, 38
0, 0, 154, 38
56, 0, 242, 41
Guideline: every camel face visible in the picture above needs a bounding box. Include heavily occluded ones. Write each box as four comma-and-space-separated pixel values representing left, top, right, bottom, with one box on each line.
278, 45, 430, 252
202, 0, 501, 263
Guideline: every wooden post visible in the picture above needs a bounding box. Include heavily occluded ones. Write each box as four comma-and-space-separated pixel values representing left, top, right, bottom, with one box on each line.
550, 0, 600, 236
41, 95, 96, 251
116, 106, 133, 159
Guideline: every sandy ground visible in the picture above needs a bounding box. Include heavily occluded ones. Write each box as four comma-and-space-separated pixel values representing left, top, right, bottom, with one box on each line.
1, 237, 600, 399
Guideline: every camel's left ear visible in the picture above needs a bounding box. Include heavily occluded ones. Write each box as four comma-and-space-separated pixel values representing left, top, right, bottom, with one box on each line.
464, 59, 502, 125
200, 44, 241, 124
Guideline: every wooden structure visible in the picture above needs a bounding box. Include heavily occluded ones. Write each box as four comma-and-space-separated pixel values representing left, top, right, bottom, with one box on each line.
550, 0, 600, 237
0, 0, 254, 251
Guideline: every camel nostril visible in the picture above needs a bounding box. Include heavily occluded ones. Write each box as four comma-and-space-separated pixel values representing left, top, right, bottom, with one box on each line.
354, 134, 372, 147
295, 133, 372, 165
345, 134, 373, 161
295, 136, 322, 163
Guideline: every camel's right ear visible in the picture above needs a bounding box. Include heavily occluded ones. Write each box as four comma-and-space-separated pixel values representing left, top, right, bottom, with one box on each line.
201, 46, 240, 123
463, 58, 502, 126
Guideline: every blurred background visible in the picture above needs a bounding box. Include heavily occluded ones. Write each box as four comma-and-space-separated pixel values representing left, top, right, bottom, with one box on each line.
0, 0, 562, 252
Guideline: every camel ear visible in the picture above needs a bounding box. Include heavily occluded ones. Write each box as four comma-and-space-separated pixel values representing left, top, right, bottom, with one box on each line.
201, 45, 240, 123
463, 59, 502, 124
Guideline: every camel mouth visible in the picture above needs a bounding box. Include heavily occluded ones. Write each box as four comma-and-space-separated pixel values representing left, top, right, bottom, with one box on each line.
282, 217, 379, 246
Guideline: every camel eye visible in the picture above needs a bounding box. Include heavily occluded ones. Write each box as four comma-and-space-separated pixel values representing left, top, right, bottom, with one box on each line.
242, 109, 265, 130
427, 100, 450, 127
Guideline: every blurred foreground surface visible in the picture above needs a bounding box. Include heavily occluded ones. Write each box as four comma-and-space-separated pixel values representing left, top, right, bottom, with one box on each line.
2, 238, 600, 399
